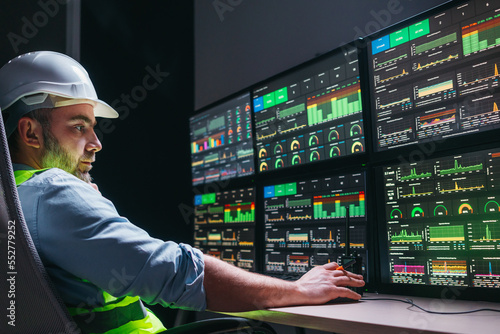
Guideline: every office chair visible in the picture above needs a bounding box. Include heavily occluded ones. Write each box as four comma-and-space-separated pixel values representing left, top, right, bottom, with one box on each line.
0, 112, 79, 332
0, 111, 275, 333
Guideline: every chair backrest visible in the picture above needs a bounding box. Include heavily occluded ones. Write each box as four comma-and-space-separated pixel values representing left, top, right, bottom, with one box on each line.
0, 111, 79, 333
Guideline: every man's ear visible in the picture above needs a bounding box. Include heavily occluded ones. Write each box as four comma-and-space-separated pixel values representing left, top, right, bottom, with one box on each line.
17, 117, 44, 149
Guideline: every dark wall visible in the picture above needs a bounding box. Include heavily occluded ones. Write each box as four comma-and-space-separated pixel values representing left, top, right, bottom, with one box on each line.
80, 1, 195, 246
0, 0, 67, 66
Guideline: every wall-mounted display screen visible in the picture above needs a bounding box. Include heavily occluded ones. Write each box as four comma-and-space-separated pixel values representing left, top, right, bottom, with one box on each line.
253, 47, 365, 173
262, 172, 367, 277
381, 148, 500, 288
194, 187, 256, 271
368, 0, 500, 152
189, 93, 254, 185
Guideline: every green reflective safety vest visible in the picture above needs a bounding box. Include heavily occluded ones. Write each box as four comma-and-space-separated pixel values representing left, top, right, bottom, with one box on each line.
14, 168, 50, 186
14, 168, 167, 334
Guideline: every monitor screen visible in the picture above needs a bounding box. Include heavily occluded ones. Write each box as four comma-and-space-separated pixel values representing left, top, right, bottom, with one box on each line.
262, 172, 367, 276
194, 187, 256, 271
380, 148, 500, 288
367, 0, 500, 152
189, 93, 254, 185
252, 47, 365, 173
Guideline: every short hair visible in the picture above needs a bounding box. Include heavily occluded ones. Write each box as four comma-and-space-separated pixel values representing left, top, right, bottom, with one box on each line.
3, 108, 53, 155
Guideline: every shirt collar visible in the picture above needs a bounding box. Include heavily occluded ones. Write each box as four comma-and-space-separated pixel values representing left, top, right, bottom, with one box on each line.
12, 163, 36, 171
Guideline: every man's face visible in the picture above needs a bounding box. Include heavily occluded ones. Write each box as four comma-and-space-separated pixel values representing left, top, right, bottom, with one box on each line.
39, 104, 102, 183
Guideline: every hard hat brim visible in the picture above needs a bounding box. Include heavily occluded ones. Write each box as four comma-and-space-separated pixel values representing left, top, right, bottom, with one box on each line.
52, 94, 119, 119
94, 100, 119, 119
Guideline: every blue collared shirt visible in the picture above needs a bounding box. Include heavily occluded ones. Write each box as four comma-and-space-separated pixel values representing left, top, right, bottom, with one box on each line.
13, 164, 207, 311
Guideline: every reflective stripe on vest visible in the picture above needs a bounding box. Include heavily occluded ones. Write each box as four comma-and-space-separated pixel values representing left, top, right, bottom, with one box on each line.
68, 295, 149, 334
14, 168, 50, 186
68, 294, 166, 334
14, 169, 166, 334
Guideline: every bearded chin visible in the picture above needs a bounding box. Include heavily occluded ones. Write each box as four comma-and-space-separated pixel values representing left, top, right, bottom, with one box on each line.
40, 133, 93, 184
75, 168, 92, 183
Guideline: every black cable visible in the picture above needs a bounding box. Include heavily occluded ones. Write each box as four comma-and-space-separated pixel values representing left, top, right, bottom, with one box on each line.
361, 297, 500, 315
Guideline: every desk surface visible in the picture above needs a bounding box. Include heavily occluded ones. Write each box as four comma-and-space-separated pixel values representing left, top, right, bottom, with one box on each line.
223, 293, 500, 334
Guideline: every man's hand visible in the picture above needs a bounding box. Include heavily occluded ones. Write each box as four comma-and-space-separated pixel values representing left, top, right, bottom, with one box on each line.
293, 262, 365, 304
203, 256, 365, 312
89, 182, 101, 194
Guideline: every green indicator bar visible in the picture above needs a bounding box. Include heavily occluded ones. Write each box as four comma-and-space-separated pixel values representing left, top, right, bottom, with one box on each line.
409, 19, 430, 40
485, 225, 492, 239
415, 32, 457, 54
285, 183, 297, 195
263, 92, 275, 108
463, 20, 500, 55
357, 91, 362, 111
307, 83, 362, 127
275, 87, 288, 105
288, 198, 311, 207
208, 206, 223, 214
315, 201, 345, 218
202, 193, 216, 204
313, 193, 365, 219
208, 116, 225, 131
390, 27, 409, 47
275, 184, 286, 196
307, 105, 317, 125
464, 33, 479, 54
341, 98, 348, 117
224, 203, 255, 223
462, 34, 472, 54
193, 127, 207, 137
279, 103, 305, 119
429, 225, 464, 241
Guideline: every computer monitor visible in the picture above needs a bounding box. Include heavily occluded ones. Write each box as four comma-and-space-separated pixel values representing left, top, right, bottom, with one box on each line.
252, 46, 365, 173
262, 171, 367, 277
367, 0, 500, 154
189, 92, 254, 186
377, 147, 500, 298
193, 187, 256, 271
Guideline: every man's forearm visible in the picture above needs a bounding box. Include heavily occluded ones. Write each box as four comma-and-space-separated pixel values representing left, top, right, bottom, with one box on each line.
203, 255, 297, 311
202, 254, 365, 312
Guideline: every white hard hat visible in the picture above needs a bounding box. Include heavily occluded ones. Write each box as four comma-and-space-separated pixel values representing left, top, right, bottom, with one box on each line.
0, 51, 118, 137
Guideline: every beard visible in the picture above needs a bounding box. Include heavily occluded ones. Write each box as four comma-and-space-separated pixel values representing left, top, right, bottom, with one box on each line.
39, 130, 95, 184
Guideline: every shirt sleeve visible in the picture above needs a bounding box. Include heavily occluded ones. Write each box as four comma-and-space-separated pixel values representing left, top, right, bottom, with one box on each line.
33, 170, 206, 311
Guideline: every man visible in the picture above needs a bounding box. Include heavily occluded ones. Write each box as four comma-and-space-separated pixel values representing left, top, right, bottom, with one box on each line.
0, 51, 364, 333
